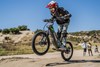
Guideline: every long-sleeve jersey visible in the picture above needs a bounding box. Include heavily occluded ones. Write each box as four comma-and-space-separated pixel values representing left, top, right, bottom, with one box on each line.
51, 7, 72, 24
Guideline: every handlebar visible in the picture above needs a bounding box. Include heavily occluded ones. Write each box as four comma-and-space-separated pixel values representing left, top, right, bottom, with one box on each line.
43, 19, 54, 31
43, 19, 53, 23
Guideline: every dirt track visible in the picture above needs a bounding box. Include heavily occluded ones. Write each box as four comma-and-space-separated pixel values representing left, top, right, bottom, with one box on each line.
0, 50, 100, 67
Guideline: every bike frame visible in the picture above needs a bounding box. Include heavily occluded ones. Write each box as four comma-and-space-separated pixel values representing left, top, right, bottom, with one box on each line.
46, 24, 61, 49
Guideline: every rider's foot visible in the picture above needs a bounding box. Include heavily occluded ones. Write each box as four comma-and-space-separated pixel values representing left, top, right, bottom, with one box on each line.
58, 45, 66, 51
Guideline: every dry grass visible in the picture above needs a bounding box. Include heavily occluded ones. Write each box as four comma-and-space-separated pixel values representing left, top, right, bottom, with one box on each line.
0, 41, 100, 56
0, 42, 55, 56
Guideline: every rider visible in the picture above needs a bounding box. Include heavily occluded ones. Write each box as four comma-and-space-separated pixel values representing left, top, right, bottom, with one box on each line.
46, 1, 72, 50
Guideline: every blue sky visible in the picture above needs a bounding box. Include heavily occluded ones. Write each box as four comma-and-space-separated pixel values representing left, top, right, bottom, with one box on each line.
0, 0, 100, 32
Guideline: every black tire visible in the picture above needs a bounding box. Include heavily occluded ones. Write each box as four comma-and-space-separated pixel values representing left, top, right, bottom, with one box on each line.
61, 42, 73, 61
32, 31, 50, 55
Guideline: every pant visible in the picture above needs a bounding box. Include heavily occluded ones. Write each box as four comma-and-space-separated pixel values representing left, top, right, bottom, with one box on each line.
57, 22, 69, 46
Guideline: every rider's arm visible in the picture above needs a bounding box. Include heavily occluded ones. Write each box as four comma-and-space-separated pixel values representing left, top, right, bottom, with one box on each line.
60, 7, 72, 19
65, 10, 72, 18
50, 15, 56, 22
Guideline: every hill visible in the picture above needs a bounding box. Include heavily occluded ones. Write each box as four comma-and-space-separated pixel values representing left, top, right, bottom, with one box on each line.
0, 30, 100, 56
0, 31, 34, 56
68, 30, 100, 43
0, 31, 34, 45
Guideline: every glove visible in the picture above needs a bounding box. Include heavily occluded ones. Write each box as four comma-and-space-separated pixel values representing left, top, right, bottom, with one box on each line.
43, 19, 49, 22
43, 19, 53, 23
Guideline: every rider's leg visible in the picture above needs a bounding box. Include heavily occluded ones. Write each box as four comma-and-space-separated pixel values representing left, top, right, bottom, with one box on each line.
62, 23, 69, 46
58, 23, 69, 50
57, 24, 63, 47
57, 24, 63, 40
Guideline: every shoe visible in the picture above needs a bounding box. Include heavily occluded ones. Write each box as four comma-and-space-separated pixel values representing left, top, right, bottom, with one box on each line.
58, 45, 66, 51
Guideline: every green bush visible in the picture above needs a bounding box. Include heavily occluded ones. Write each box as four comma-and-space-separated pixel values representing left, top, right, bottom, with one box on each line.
10, 28, 19, 34
2, 28, 10, 34
18, 25, 28, 31
27, 28, 30, 31
87, 30, 95, 36
34, 29, 43, 33
0, 29, 2, 32
10, 28, 14, 33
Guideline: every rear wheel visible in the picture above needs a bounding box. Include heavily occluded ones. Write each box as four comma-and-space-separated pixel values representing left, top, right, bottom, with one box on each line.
61, 42, 73, 61
32, 31, 50, 55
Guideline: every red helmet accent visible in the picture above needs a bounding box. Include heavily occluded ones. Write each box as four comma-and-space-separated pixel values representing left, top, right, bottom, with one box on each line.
46, 1, 58, 8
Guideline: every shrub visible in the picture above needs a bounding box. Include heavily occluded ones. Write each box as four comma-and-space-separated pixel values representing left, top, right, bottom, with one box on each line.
34, 29, 43, 33
18, 25, 28, 31
2, 28, 10, 34
10, 28, 19, 34
0, 29, 2, 32
27, 28, 30, 31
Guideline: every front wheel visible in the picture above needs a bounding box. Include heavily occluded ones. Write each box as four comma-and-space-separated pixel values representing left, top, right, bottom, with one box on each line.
61, 42, 73, 61
32, 31, 50, 55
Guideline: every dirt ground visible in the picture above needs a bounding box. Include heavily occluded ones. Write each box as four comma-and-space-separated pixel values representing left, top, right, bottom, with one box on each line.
0, 50, 100, 67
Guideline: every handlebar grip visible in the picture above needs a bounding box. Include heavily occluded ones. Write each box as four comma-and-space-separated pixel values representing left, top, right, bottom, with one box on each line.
43, 19, 53, 22
43, 19, 49, 22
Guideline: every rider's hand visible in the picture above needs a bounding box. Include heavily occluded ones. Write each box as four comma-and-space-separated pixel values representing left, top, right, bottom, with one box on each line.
43, 19, 53, 22
43, 19, 49, 22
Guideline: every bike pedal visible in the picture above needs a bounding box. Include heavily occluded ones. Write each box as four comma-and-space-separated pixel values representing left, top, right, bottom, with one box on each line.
58, 48, 66, 51
52, 48, 60, 51
52, 48, 65, 51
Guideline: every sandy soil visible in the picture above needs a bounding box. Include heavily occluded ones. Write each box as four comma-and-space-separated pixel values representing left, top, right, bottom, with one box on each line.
0, 50, 100, 67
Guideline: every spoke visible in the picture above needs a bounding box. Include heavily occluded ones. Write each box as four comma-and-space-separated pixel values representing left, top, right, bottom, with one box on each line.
35, 34, 48, 53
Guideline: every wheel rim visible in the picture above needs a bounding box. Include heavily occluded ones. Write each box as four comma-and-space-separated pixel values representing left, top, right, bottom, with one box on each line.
34, 34, 49, 53
63, 43, 73, 59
